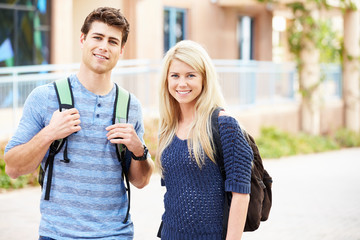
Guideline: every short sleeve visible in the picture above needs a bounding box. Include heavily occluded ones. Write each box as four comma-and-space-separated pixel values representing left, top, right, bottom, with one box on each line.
5, 85, 49, 153
218, 116, 253, 194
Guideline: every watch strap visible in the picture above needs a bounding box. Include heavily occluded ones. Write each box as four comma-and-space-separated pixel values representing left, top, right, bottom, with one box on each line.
131, 145, 148, 161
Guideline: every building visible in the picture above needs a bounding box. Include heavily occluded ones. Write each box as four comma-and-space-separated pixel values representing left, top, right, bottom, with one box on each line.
1, 0, 358, 136
1, 0, 275, 66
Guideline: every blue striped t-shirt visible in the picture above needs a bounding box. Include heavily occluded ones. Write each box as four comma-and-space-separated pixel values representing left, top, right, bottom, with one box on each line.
5, 74, 146, 239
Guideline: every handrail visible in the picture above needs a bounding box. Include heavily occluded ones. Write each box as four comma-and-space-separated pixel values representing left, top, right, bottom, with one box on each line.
0, 59, 342, 139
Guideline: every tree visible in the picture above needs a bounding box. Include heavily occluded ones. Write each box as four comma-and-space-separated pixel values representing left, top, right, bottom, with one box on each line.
258, 0, 360, 133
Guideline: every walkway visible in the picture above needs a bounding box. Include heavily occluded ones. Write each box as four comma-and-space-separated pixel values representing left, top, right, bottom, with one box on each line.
1, 148, 360, 240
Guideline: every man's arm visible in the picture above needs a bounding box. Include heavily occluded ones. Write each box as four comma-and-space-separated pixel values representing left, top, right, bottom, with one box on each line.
5, 109, 81, 179
128, 146, 154, 189
106, 123, 154, 189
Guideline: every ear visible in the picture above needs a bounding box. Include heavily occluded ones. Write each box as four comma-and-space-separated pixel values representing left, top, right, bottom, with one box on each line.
80, 33, 86, 48
120, 45, 125, 55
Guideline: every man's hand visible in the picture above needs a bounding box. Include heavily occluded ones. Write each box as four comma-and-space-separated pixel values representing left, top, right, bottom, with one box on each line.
48, 108, 81, 141
4, 108, 81, 179
106, 123, 154, 188
105, 123, 143, 156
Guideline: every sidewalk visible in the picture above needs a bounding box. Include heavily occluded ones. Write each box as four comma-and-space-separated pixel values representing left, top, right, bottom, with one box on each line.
1, 148, 360, 240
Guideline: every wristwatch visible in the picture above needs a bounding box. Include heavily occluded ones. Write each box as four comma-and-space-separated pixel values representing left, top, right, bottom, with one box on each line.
131, 145, 148, 161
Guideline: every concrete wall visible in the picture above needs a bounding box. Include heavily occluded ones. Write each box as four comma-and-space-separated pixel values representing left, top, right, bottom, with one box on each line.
232, 101, 344, 138
51, 0, 74, 64
0, 103, 344, 141
51, 0, 124, 64
320, 99, 344, 135
233, 103, 301, 137
50, 0, 273, 62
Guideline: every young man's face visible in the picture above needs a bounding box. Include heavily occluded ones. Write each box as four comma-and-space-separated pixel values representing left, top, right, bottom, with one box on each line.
80, 21, 124, 74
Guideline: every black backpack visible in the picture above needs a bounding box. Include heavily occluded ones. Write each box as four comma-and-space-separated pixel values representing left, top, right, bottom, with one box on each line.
211, 107, 272, 237
38, 77, 132, 223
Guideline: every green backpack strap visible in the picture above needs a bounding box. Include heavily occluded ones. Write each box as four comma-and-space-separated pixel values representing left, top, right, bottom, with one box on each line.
114, 84, 130, 155
53, 77, 74, 163
115, 85, 130, 124
40, 77, 74, 201
54, 77, 74, 111
113, 83, 131, 223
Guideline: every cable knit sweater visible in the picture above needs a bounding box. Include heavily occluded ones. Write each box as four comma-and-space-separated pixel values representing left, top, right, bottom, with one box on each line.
160, 116, 253, 240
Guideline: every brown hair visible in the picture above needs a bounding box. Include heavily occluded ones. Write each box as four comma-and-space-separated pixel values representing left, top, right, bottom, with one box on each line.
81, 7, 130, 47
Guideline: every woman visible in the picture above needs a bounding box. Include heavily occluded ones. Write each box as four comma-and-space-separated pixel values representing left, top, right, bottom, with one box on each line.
156, 40, 253, 240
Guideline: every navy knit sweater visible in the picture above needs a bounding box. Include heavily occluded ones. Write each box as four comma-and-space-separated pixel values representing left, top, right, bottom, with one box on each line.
160, 116, 253, 240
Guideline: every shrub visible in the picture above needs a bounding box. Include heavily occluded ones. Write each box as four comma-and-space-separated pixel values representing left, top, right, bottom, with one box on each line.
0, 141, 38, 190
334, 128, 360, 147
2, 125, 360, 190
256, 127, 340, 159
143, 118, 159, 160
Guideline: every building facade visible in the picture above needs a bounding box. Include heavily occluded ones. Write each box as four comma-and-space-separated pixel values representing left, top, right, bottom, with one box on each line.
0, 0, 276, 66
1, 0, 358, 135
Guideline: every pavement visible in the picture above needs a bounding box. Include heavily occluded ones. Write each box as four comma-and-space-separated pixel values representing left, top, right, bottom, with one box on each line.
1, 148, 360, 240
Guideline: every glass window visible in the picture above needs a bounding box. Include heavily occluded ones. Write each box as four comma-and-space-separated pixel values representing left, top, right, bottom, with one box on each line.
16, 0, 34, 5
164, 9, 170, 53
237, 16, 254, 60
175, 11, 185, 43
164, 7, 186, 53
0, 9, 14, 65
0, 0, 51, 67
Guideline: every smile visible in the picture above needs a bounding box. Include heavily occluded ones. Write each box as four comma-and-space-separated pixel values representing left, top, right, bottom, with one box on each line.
176, 90, 191, 95
94, 54, 109, 60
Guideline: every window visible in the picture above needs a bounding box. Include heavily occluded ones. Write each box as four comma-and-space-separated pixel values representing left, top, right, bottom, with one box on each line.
164, 7, 186, 53
0, 0, 51, 67
237, 16, 254, 60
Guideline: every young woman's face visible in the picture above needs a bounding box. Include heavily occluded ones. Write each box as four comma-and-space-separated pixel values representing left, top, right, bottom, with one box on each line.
167, 59, 203, 107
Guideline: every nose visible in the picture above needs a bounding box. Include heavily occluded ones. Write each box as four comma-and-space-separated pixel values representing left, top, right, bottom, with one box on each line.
178, 77, 187, 87
98, 41, 108, 51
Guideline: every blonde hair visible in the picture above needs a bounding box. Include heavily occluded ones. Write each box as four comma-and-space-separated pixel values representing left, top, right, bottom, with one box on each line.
156, 40, 226, 171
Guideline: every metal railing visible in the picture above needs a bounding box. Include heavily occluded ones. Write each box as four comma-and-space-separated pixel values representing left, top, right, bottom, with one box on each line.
214, 60, 298, 108
0, 59, 342, 139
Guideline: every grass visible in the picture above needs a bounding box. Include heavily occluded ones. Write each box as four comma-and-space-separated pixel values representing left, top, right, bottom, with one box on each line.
0, 141, 38, 190
1, 123, 360, 190
256, 127, 341, 158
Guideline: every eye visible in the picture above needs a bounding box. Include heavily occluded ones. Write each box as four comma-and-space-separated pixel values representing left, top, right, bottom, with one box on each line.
109, 40, 118, 45
170, 74, 179, 78
93, 36, 101, 40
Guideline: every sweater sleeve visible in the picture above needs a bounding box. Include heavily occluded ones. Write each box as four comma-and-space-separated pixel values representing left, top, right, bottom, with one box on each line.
218, 116, 253, 194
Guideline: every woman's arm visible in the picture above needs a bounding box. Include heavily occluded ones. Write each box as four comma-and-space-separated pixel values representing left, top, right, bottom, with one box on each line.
226, 192, 250, 240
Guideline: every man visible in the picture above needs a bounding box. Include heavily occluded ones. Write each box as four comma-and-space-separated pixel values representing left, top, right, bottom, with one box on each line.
4, 7, 154, 240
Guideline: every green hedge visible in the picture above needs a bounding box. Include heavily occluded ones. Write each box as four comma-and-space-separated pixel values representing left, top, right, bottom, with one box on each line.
0, 142, 38, 189
256, 127, 340, 158
1, 126, 360, 189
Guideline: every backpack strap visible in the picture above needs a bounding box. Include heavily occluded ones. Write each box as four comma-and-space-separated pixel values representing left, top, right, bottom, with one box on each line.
54, 77, 74, 111
211, 107, 225, 178
53, 78, 73, 164
211, 106, 233, 239
113, 83, 131, 223
41, 77, 74, 200
114, 84, 130, 154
